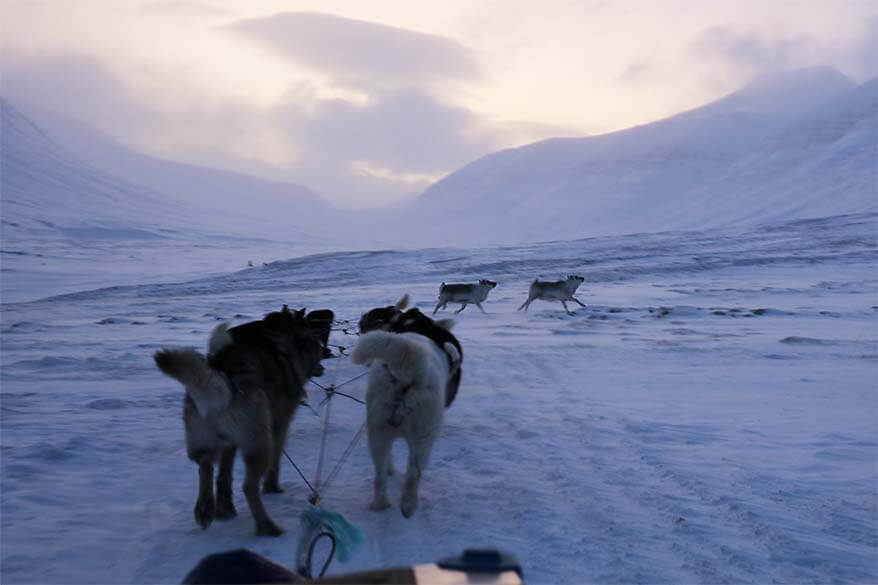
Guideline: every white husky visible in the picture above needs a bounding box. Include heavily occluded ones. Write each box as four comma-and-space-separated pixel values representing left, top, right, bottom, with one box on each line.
351, 322, 460, 518
433, 279, 497, 314
518, 275, 587, 314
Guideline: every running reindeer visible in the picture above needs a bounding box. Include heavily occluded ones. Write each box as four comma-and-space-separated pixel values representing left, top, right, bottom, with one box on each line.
518, 275, 586, 314
433, 279, 497, 314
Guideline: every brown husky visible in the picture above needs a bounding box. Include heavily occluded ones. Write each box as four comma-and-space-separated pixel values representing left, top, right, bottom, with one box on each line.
154, 306, 331, 536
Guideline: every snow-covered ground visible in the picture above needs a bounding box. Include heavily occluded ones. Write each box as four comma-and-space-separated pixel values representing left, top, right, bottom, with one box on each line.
1, 212, 875, 583
0, 234, 343, 304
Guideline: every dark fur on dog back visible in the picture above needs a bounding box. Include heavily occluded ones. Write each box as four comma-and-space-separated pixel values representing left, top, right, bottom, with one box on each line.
358, 305, 399, 334
392, 308, 463, 368
215, 306, 334, 381
360, 303, 463, 408
391, 308, 462, 407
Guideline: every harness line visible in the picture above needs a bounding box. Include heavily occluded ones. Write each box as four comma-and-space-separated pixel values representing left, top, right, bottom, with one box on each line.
305, 369, 369, 504
294, 326, 367, 578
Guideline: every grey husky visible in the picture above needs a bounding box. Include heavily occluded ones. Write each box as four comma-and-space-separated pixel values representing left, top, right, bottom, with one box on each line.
518, 275, 586, 314
154, 306, 331, 536
433, 279, 497, 314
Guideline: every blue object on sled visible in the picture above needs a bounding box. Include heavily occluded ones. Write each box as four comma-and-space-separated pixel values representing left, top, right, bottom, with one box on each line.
296, 505, 363, 577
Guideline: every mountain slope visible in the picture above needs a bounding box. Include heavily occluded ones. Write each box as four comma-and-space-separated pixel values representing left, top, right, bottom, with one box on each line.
664, 78, 877, 231
1, 99, 199, 238
0, 99, 346, 243
398, 68, 873, 244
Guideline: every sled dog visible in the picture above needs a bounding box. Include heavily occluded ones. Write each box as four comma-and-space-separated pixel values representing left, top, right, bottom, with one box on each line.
360, 295, 462, 407
518, 275, 586, 314
358, 294, 411, 334
433, 279, 497, 314
352, 317, 460, 518
154, 305, 331, 536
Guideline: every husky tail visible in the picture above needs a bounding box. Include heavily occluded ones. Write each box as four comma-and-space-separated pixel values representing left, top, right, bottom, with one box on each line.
207, 322, 233, 357
352, 331, 432, 385
154, 345, 231, 418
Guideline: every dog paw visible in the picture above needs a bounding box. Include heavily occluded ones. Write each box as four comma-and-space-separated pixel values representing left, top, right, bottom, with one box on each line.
215, 498, 237, 520
263, 482, 285, 494
369, 497, 391, 511
255, 520, 284, 537
400, 499, 418, 518
400, 493, 418, 518
194, 498, 215, 529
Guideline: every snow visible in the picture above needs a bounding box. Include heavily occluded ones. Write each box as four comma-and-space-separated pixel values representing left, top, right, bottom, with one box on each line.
1, 65, 877, 583
2, 212, 876, 583
397, 70, 876, 245
0, 99, 345, 244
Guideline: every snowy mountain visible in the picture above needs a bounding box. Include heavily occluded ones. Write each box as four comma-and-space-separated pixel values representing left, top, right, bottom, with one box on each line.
2, 67, 874, 251
0, 99, 345, 243
397, 68, 876, 244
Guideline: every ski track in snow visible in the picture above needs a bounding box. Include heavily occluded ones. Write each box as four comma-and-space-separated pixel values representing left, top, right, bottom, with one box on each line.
1, 213, 877, 584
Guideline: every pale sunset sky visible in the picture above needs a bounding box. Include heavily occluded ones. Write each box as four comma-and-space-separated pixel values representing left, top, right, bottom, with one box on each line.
2, 0, 875, 207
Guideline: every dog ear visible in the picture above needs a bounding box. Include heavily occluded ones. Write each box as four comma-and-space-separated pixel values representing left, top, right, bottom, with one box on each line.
306, 309, 334, 321
436, 318, 455, 331
395, 293, 410, 311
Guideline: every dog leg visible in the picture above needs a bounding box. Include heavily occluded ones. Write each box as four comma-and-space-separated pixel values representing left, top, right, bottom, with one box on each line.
475, 301, 486, 313
194, 455, 216, 530
562, 300, 574, 315
215, 446, 237, 519
242, 449, 283, 536
368, 429, 393, 511
387, 453, 397, 476
264, 414, 293, 494
184, 397, 221, 528
380, 440, 396, 475
518, 297, 532, 311
432, 301, 443, 315
400, 436, 435, 518
572, 296, 587, 308
454, 303, 468, 314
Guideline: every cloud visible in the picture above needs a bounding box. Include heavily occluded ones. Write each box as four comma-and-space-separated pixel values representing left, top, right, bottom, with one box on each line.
0, 8, 592, 209
0, 49, 291, 175
0, 49, 531, 208
223, 12, 482, 88
140, 1, 233, 18
250, 83, 530, 207
690, 27, 820, 76
0, 50, 158, 139
847, 15, 877, 78
273, 87, 505, 174
616, 58, 657, 84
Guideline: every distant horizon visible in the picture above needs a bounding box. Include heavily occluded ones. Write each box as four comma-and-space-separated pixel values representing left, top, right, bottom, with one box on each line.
4, 65, 870, 214
3, 0, 874, 209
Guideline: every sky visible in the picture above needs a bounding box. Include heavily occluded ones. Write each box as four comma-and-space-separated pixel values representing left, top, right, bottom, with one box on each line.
1, 0, 875, 209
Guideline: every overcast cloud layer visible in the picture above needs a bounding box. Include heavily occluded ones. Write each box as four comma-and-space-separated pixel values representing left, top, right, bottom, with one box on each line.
1, 0, 874, 208
226, 12, 482, 88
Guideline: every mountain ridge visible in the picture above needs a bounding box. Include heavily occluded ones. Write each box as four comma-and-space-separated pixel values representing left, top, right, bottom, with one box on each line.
395, 67, 874, 244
